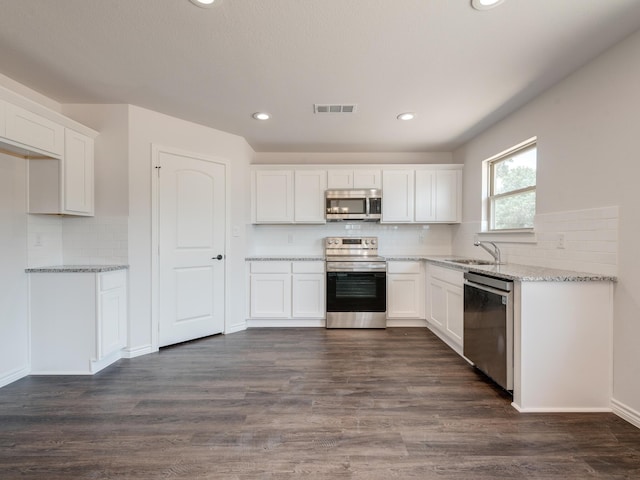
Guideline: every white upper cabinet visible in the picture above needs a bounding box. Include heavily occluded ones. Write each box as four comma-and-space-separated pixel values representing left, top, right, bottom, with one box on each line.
294, 170, 327, 223
327, 168, 381, 189
63, 129, 94, 215
327, 169, 353, 189
384, 166, 462, 224
382, 169, 415, 223
253, 165, 461, 224
253, 169, 295, 223
0, 90, 98, 217
4, 103, 64, 157
415, 169, 462, 223
28, 129, 95, 216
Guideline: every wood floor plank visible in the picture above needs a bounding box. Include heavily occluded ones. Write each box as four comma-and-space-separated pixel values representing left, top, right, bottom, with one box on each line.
1, 327, 639, 479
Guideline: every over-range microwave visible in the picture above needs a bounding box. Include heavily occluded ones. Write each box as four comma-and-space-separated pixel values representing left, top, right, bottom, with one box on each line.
325, 189, 382, 222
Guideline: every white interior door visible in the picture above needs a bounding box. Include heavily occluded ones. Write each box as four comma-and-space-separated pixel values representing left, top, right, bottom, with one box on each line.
158, 150, 226, 347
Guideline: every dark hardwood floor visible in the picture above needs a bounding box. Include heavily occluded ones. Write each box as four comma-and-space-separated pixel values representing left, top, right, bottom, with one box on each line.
1, 328, 639, 479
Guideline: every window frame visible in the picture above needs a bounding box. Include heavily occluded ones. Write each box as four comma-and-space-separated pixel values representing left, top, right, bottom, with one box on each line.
487, 139, 537, 232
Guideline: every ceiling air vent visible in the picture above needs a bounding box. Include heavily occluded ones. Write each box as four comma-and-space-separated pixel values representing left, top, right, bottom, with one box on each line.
314, 104, 357, 114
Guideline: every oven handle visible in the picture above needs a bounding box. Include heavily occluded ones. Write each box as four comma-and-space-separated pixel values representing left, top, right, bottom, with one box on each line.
327, 264, 387, 272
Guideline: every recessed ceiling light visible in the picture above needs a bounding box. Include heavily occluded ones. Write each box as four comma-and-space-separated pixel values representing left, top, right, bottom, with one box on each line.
471, 0, 505, 10
189, 0, 219, 8
252, 112, 271, 121
397, 112, 415, 121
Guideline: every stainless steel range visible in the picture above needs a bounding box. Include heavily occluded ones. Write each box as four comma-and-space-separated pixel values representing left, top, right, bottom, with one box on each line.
325, 236, 387, 329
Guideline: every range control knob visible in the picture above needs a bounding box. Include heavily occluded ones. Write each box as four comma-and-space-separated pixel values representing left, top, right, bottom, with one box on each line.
371, 239, 377, 245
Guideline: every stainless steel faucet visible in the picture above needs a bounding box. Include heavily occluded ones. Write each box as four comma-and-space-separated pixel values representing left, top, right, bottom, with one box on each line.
474, 241, 501, 264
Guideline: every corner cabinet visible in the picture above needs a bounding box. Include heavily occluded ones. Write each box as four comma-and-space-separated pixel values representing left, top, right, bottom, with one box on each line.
415, 169, 461, 223
425, 263, 464, 354
4, 102, 65, 157
247, 260, 325, 326
0, 90, 97, 216
27, 129, 94, 216
382, 166, 462, 224
29, 268, 128, 375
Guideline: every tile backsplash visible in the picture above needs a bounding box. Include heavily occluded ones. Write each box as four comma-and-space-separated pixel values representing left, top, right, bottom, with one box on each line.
247, 223, 453, 256
27, 215, 63, 268
27, 214, 128, 267
453, 206, 618, 276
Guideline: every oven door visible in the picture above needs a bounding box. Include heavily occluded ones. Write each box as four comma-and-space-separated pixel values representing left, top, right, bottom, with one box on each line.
326, 271, 386, 313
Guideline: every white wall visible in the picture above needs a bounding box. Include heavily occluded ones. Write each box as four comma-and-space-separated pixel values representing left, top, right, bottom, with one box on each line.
254, 151, 452, 165
0, 152, 29, 387
128, 105, 253, 350
452, 29, 640, 420
248, 223, 453, 257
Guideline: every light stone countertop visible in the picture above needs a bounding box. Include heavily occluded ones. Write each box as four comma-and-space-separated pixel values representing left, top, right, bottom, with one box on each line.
247, 255, 616, 282
387, 255, 617, 282
245, 256, 325, 262
25, 265, 129, 273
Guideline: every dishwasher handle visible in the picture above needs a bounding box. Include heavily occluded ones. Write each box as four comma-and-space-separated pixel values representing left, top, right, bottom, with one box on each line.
464, 272, 513, 292
465, 279, 513, 298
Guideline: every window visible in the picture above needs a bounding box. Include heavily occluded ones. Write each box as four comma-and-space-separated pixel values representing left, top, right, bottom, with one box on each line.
488, 140, 537, 231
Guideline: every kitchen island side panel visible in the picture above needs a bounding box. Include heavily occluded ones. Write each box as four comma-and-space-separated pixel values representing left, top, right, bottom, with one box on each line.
515, 281, 613, 411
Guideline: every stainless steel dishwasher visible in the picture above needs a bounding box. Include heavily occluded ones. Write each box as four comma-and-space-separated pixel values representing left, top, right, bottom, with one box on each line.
463, 271, 514, 391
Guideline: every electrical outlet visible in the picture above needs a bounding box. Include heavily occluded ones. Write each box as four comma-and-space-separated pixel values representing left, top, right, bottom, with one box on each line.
34, 233, 43, 247
288, 234, 294, 244
557, 233, 565, 249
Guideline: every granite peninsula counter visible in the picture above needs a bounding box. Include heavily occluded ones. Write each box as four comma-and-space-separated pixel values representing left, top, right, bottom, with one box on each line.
26, 265, 128, 273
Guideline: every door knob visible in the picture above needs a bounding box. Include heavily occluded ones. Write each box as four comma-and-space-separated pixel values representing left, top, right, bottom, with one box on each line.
213, 254, 223, 260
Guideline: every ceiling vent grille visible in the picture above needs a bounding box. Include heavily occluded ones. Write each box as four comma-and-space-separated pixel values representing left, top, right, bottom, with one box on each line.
314, 104, 357, 114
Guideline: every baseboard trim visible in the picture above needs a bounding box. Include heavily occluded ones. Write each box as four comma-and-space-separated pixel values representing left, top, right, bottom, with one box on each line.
0, 366, 30, 388
225, 322, 247, 334
386, 318, 428, 327
122, 344, 155, 359
511, 403, 612, 413
612, 398, 640, 429
246, 319, 326, 328
425, 323, 463, 356
90, 350, 123, 374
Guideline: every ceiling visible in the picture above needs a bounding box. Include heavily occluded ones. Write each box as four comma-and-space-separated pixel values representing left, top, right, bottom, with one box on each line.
1, 0, 639, 153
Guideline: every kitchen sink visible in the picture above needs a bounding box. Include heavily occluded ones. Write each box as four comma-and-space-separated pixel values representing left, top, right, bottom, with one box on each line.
444, 259, 496, 266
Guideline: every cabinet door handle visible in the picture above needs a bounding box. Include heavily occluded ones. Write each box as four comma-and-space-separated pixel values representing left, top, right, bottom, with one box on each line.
213, 254, 224, 260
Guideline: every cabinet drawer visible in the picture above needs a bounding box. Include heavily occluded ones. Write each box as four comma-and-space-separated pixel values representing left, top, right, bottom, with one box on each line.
292, 261, 324, 274
428, 264, 463, 286
250, 261, 291, 274
4, 103, 64, 156
100, 270, 126, 292
387, 261, 422, 274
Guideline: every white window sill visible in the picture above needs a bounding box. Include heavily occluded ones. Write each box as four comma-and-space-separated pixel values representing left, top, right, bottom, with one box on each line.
476, 229, 537, 244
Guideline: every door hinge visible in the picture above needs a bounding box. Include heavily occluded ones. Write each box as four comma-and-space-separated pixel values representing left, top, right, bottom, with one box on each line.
155, 165, 161, 176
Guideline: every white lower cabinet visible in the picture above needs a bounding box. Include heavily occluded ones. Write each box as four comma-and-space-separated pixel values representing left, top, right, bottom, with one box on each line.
249, 262, 292, 318
387, 261, 425, 319
292, 262, 325, 318
425, 264, 464, 354
30, 269, 128, 374
248, 261, 325, 325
